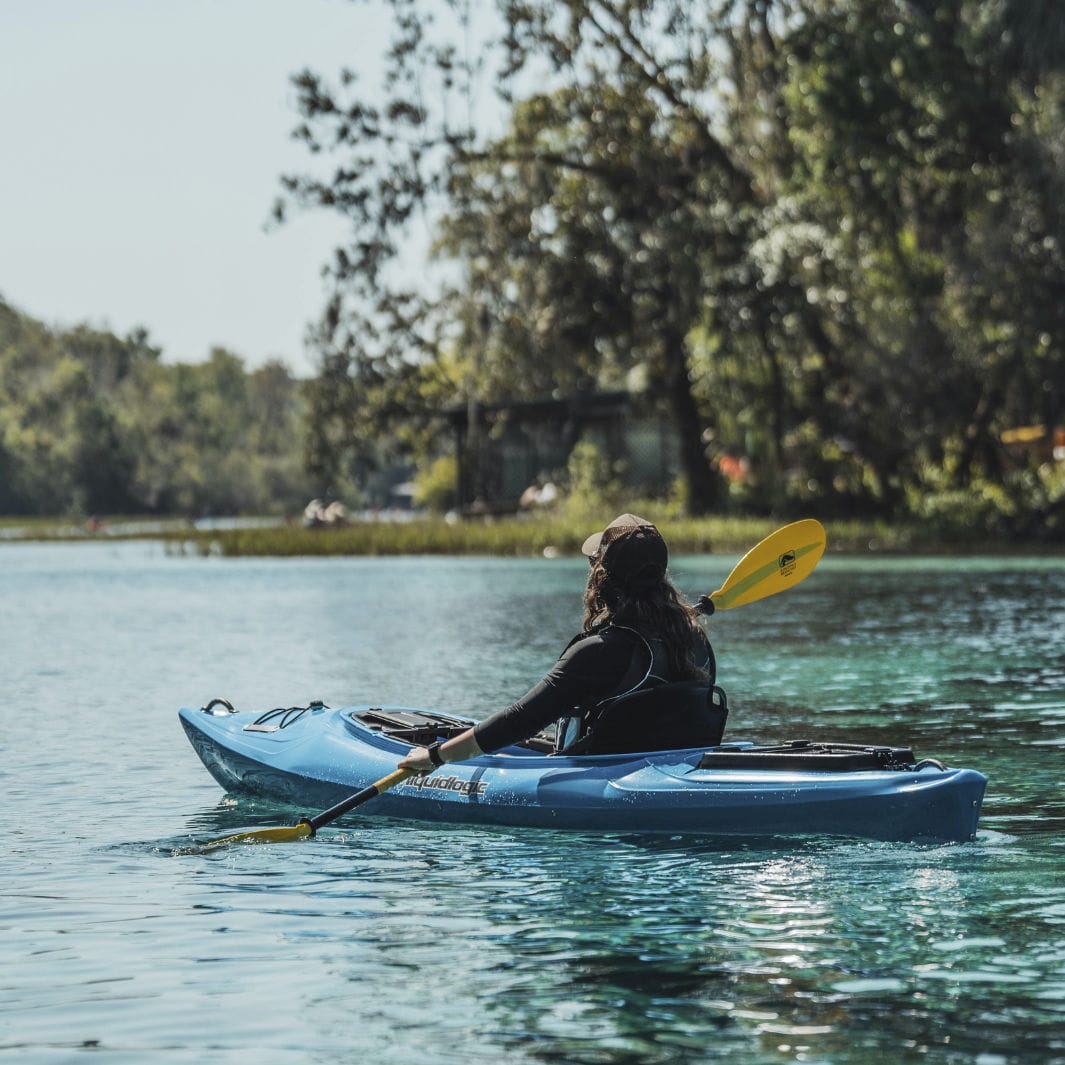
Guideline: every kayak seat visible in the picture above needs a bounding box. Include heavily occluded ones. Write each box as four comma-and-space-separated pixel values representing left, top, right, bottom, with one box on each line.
563, 683, 728, 756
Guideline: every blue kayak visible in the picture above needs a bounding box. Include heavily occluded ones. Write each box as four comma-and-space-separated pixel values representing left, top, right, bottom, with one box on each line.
179, 700, 987, 843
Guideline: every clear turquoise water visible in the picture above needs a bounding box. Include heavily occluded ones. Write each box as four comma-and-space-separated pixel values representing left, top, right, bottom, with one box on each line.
2, 542, 1064, 1064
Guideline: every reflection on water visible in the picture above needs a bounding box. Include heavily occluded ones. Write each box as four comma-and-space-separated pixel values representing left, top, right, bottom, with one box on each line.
2, 543, 1065, 1063
154, 824, 1065, 1064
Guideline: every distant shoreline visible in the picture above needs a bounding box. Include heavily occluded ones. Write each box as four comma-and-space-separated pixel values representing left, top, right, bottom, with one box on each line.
2, 515, 1063, 557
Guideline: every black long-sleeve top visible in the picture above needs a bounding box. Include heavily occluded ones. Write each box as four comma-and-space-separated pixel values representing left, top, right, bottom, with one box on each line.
473, 625, 711, 753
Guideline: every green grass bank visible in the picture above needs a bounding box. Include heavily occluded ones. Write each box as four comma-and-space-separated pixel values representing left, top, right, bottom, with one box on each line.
4, 514, 1062, 556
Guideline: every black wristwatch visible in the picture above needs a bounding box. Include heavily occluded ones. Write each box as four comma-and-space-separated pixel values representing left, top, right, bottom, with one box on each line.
426, 741, 446, 767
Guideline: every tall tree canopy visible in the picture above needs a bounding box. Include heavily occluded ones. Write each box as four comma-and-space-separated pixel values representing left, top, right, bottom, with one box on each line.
280, 0, 1065, 530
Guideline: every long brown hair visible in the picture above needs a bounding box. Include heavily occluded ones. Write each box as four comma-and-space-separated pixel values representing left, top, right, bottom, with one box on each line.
582, 561, 708, 681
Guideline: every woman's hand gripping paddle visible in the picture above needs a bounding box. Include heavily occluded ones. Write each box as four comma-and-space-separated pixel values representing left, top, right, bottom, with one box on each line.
699, 519, 826, 614
197, 768, 415, 850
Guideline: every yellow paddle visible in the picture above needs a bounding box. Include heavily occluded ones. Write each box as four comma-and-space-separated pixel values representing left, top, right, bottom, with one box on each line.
196, 519, 826, 849
199, 768, 414, 849
700, 518, 826, 613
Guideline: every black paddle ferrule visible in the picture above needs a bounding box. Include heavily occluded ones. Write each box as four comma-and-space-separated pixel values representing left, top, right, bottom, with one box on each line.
298, 817, 317, 837
697, 595, 715, 616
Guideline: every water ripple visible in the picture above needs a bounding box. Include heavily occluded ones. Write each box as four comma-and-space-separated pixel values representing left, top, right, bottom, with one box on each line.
4, 546, 1065, 1063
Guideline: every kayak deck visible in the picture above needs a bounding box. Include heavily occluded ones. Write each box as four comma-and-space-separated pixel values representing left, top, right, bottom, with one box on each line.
179, 701, 987, 843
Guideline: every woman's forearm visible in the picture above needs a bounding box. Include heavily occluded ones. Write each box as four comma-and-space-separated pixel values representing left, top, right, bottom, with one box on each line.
396, 727, 484, 772
440, 728, 484, 763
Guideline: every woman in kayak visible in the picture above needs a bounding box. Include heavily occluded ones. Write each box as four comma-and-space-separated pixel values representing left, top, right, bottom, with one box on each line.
398, 513, 723, 772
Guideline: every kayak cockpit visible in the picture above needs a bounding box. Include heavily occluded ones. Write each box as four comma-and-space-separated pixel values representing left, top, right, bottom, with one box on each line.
348, 707, 937, 773
350, 705, 557, 754
204, 702, 956, 775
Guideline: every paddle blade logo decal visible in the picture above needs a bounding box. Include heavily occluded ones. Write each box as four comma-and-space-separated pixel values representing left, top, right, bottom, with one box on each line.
778, 550, 797, 578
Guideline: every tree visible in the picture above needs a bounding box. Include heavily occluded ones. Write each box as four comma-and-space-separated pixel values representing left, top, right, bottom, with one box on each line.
280, 0, 1065, 530
278, 0, 763, 512
0, 298, 313, 517
774, 0, 1065, 518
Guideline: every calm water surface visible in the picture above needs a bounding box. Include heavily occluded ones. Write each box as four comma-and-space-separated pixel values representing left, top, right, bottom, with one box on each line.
2, 542, 1064, 1064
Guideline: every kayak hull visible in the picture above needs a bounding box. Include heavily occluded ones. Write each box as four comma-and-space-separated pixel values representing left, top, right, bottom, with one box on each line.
179, 703, 986, 843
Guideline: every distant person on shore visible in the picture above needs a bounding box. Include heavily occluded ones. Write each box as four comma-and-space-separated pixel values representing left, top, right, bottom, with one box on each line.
302, 498, 350, 528
519, 478, 559, 510
398, 514, 724, 770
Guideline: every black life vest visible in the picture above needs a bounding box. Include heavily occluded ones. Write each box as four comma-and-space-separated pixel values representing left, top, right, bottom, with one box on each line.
554, 625, 728, 756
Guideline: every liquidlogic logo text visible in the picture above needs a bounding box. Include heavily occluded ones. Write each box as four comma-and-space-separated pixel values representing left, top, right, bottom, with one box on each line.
401, 773, 489, 798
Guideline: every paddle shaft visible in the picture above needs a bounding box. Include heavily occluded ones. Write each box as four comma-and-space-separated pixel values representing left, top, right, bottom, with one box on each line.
300, 768, 415, 835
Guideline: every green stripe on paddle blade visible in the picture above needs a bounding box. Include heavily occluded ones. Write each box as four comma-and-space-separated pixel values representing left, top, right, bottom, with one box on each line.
709, 519, 826, 610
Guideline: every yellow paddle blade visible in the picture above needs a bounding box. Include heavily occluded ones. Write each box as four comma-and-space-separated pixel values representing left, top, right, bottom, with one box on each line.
192, 768, 417, 852
709, 519, 826, 610
203, 820, 314, 849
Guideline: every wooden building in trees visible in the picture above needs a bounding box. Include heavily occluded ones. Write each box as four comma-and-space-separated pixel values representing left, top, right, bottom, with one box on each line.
445, 390, 679, 513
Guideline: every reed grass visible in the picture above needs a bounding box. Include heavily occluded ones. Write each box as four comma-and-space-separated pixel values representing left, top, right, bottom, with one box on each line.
170, 514, 944, 558
3, 513, 1048, 556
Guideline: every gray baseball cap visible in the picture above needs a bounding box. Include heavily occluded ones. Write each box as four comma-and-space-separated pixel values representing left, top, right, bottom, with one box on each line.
581, 514, 668, 588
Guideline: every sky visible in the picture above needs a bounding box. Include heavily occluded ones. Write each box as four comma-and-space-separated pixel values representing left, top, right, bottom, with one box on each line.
0, 0, 400, 377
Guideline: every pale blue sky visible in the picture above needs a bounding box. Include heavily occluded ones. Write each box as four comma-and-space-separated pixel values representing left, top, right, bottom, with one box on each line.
0, 0, 400, 375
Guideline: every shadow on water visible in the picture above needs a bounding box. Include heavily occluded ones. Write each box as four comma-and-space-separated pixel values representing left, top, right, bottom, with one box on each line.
452, 832, 1060, 1065
152, 786, 1001, 860
118, 790, 1064, 1063
146, 811, 1064, 1065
